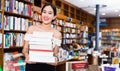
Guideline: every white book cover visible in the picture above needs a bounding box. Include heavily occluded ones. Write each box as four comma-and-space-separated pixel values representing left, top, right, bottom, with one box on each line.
29, 41, 52, 45
10, 33, 13, 46
15, 17, 18, 30
0, 33, 2, 48
29, 55, 56, 63
29, 37, 52, 42
25, 19, 28, 31
10, 16, 13, 30
15, 1, 18, 13
17, 18, 20, 30
29, 44, 53, 50
32, 32, 53, 38
18, 2, 21, 14
29, 50, 53, 56
21, 18, 25, 31
66, 61, 88, 71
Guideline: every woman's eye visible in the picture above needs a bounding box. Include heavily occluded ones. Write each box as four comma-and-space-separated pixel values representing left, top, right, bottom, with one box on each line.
49, 13, 52, 14
43, 11, 46, 13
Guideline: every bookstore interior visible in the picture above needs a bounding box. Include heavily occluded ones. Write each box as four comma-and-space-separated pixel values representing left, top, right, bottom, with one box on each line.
0, 0, 120, 71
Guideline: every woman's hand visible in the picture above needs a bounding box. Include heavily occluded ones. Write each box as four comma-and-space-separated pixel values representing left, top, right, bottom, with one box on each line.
46, 57, 58, 66
25, 55, 36, 64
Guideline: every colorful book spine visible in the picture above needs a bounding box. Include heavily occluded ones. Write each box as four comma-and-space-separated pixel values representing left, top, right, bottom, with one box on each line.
4, 0, 33, 17
4, 33, 24, 48
0, 33, 2, 48
0, 0, 1, 10
0, 13, 2, 29
4, 15, 32, 31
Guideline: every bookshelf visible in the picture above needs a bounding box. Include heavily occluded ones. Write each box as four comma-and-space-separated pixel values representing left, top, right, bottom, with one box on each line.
3, 0, 33, 47
101, 29, 120, 46
33, 6, 41, 25
0, 0, 95, 70
0, 0, 34, 70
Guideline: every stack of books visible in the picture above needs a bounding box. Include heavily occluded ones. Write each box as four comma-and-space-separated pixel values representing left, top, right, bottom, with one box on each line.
27, 32, 56, 63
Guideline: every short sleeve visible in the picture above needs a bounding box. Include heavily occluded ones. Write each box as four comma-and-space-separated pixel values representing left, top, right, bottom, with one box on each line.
52, 30, 62, 47
24, 26, 34, 41
52, 38, 62, 47
24, 33, 32, 41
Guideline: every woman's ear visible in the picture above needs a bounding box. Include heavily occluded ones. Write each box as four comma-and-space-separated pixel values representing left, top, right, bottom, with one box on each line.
53, 15, 57, 20
52, 15, 57, 22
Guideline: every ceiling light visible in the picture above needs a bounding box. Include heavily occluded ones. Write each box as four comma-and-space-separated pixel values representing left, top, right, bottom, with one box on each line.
101, 13, 106, 15
115, 10, 119, 12
80, 0, 84, 1
93, 8, 96, 11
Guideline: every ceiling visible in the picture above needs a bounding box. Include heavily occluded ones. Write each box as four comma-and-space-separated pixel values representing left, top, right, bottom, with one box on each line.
64, 0, 120, 18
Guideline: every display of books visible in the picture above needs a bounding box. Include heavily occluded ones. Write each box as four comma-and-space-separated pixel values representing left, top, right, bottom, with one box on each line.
66, 61, 88, 71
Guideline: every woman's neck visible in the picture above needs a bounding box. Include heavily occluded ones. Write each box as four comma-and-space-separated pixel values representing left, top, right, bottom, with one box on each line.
40, 23, 52, 30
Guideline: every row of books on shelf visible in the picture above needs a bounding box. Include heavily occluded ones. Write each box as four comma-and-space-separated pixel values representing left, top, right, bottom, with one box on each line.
4, 15, 32, 31
4, 51, 25, 71
102, 37, 120, 41
0, 13, 2, 30
0, 33, 2, 48
63, 27, 78, 33
64, 22, 77, 28
63, 27, 71, 33
102, 40, 120, 42
0, 0, 1, 11
56, 20, 79, 28
33, 21, 41, 26
83, 26, 88, 32
33, 12, 41, 21
23, 0, 34, 3
63, 33, 78, 38
79, 39, 88, 44
4, 33, 24, 48
56, 20, 65, 26
51, 24, 62, 31
102, 31, 120, 36
4, 0, 33, 17
80, 32, 88, 38
63, 39, 88, 44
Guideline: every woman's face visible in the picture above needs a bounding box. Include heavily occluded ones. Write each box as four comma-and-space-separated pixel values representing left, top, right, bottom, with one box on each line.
41, 6, 55, 24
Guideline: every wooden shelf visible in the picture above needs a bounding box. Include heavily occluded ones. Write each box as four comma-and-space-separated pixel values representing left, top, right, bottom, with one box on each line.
34, 20, 41, 23
4, 11, 33, 20
45, 0, 53, 3
55, 0, 62, 8
63, 37, 78, 39
17, 0, 34, 5
34, 11, 41, 15
4, 47, 23, 52
63, 10, 69, 16
4, 30, 26, 33
0, 48, 3, 54
63, 3, 69, 10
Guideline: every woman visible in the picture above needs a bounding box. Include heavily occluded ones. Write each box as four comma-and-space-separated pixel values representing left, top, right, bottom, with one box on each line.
22, 3, 62, 71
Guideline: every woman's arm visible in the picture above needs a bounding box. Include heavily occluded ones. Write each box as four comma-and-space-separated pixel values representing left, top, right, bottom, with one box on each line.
47, 30, 62, 66
22, 26, 34, 63
53, 30, 62, 57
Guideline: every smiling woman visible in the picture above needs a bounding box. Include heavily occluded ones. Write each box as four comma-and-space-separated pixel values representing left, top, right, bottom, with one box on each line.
22, 3, 62, 71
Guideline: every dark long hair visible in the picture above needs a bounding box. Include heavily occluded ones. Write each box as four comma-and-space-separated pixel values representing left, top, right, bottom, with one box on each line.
41, 3, 57, 16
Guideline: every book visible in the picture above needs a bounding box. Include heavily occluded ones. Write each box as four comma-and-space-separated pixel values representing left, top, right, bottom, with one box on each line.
0, 0, 1, 10
3, 52, 25, 71
0, 13, 2, 29
0, 33, 2, 48
29, 44, 53, 50
28, 32, 56, 63
66, 61, 88, 71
